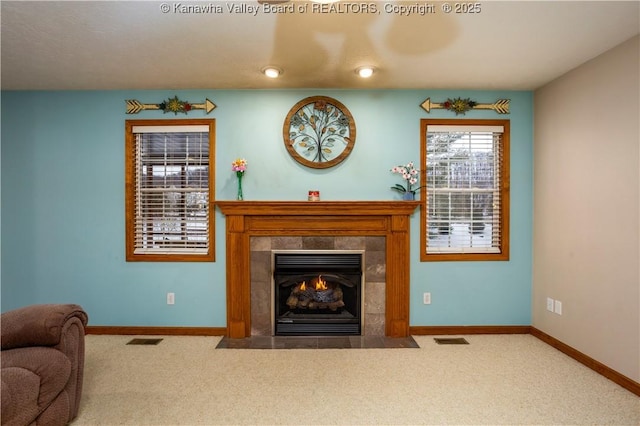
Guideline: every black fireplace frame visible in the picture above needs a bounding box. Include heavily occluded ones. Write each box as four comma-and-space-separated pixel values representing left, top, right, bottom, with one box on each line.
272, 251, 363, 336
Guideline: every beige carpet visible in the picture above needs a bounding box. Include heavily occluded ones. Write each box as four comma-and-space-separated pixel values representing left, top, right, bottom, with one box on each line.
73, 334, 639, 425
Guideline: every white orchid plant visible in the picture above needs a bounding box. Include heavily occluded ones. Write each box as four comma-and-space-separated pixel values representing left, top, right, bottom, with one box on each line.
390, 161, 421, 195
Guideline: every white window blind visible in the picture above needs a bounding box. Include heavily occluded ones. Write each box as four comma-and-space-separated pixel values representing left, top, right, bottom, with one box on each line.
133, 126, 210, 255
426, 125, 504, 254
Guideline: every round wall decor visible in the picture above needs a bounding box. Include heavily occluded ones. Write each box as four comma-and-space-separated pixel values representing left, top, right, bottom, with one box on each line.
283, 96, 356, 169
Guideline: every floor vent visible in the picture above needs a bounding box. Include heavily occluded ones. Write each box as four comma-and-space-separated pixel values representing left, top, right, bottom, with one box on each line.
126, 338, 163, 345
434, 337, 469, 345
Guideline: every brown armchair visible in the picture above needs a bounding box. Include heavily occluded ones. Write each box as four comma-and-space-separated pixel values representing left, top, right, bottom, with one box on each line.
1, 304, 88, 426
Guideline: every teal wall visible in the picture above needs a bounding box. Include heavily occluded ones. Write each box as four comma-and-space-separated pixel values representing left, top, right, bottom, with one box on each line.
1, 89, 533, 327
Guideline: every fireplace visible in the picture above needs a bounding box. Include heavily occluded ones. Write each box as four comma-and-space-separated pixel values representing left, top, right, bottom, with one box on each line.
273, 251, 363, 336
215, 201, 419, 338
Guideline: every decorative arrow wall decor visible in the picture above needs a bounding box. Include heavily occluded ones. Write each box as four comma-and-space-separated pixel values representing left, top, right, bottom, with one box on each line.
125, 96, 216, 115
420, 97, 510, 115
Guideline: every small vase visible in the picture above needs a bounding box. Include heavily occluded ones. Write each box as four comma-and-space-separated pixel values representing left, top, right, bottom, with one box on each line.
236, 174, 244, 201
402, 192, 415, 201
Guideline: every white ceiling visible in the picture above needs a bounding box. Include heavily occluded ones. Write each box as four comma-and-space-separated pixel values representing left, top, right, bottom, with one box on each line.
1, 0, 638, 91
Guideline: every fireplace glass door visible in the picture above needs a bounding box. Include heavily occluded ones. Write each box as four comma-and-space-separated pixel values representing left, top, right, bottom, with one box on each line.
273, 252, 362, 336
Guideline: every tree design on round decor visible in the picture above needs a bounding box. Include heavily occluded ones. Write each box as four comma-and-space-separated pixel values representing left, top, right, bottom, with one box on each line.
283, 96, 356, 169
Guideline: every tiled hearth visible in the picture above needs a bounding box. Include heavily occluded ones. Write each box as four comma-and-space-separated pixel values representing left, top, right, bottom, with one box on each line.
216, 335, 420, 349
250, 236, 386, 336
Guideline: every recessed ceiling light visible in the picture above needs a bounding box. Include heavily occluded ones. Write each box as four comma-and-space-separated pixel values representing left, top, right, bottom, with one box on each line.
356, 66, 374, 78
262, 67, 282, 78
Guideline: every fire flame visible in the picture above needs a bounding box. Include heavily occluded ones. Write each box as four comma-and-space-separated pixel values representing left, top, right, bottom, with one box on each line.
312, 275, 328, 291
298, 276, 328, 291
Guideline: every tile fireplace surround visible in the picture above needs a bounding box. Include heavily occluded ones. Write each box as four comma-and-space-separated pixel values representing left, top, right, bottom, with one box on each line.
252, 235, 384, 336
216, 201, 420, 339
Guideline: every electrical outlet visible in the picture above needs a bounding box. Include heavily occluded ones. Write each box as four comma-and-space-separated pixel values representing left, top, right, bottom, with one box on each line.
546, 297, 554, 312
423, 292, 431, 305
554, 300, 562, 315
167, 292, 175, 305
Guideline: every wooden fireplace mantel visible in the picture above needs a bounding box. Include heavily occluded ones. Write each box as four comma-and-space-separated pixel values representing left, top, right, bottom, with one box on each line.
216, 201, 420, 338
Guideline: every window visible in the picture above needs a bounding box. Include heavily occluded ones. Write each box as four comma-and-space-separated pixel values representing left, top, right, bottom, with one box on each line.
420, 119, 509, 261
125, 119, 215, 261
